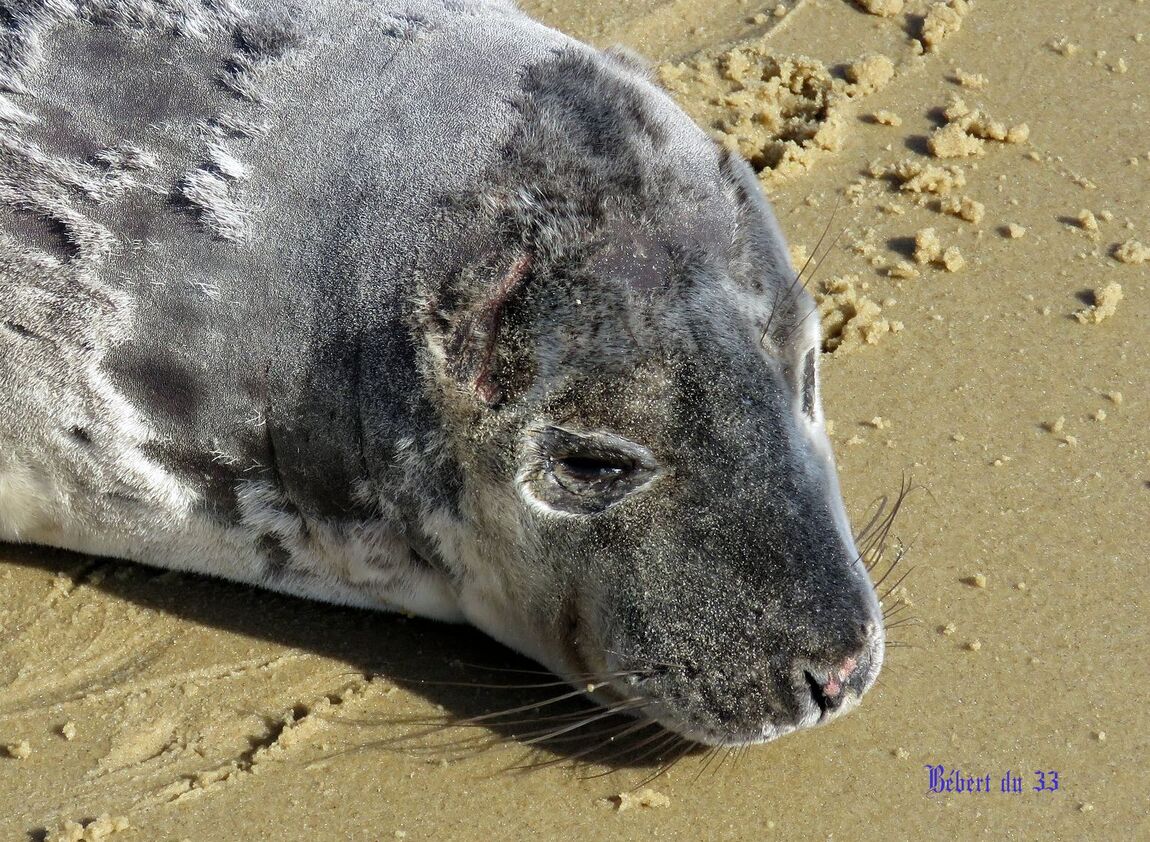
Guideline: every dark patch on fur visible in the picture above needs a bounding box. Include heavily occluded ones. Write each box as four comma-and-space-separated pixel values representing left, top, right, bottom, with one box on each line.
158, 446, 246, 522
108, 351, 205, 423
234, 10, 302, 59
68, 425, 92, 444
18, 25, 225, 153
1, 319, 41, 340
257, 532, 292, 578
262, 420, 310, 537
519, 50, 670, 165
380, 11, 435, 40
585, 218, 678, 297
100, 188, 190, 252
0, 205, 77, 261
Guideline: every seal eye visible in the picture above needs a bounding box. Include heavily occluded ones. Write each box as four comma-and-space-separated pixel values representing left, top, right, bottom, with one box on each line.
522, 426, 662, 515
552, 455, 631, 491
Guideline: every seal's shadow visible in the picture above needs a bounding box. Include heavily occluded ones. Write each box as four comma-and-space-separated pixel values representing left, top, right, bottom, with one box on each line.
1, 543, 699, 775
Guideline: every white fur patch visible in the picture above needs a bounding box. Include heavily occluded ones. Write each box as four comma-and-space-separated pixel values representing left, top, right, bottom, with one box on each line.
0, 460, 57, 539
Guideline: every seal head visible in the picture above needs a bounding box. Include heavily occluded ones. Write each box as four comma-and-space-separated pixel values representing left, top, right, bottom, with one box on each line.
416, 50, 883, 746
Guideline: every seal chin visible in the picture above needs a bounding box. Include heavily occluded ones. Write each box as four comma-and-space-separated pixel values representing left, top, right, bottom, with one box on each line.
611, 681, 870, 749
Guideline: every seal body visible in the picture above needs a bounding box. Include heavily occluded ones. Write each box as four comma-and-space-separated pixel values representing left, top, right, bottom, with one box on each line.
0, 0, 883, 746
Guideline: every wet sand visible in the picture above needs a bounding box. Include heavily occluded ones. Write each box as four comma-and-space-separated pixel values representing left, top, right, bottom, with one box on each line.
2, 1, 1147, 839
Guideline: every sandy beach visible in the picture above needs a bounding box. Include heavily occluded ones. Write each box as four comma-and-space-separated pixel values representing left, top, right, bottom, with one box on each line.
2, 1, 1147, 839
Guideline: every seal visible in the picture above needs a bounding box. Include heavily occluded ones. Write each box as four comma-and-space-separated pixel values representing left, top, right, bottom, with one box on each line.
0, 0, 884, 747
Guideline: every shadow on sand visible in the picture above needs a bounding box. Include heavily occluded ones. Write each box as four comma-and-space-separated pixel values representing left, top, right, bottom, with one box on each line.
1, 542, 704, 790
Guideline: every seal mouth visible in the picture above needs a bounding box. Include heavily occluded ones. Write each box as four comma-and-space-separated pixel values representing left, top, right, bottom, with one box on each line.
586, 622, 886, 748
557, 593, 649, 715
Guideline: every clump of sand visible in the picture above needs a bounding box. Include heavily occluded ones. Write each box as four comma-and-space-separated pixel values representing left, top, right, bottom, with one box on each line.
854, 0, 903, 16
886, 260, 921, 279
1075, 283, 1123, 324
1077, 209, 1100, 232
1113, 239, 1149, 264
816, 274, 904, 352
876, 159, 967, 194
929, 95, 1029, 158
920, 0, 972, 53
913, 227, 965, 271
659, 48, 846, 184
939, 194, 985, 224
602, 788, 671, 811
4, 740, 32, 760
45, 815, 130, 842
953, 68, 988, 88
846, 54, 896, 94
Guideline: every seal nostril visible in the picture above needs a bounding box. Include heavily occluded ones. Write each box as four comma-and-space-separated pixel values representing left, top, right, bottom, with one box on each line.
803, 656, 859, 718
804, 670, 830, 716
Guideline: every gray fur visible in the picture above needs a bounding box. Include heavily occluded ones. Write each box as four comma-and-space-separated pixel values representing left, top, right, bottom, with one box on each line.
0, 0, 882, 746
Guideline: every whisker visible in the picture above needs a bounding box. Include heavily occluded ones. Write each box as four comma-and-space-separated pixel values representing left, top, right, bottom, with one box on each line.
883, 617, 921, 630
579, 722, 676, 777
882, 602, 913, 620
870, 552, 905, 592
854, 495, 891, 546
512, 718, 658, 773
447, 662, 636, 682
381, 708, 611, 745
375, 704, 643, 763
780, 227, 849, 346
513, 716, 650, 750
862, 486, 907, 559
411, 677, 606, 691
580, 729, 682, 779
763, 194, 842, 344
864, 476, 913, 547
576, 721, 670, 771
712, 744, 737, 775
693, 745, 724, 782
632, 738, 695, 790
514, 701, 646, 746
343, 698, 624, 754
448, 684, 607, 726
865, 550, 888, 574
878, 566, 915, 602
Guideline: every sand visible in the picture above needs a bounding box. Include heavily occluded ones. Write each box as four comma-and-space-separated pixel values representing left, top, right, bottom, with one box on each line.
2, 1, 1147, 839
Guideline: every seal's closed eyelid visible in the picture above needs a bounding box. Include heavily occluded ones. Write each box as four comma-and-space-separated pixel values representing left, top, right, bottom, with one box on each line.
534, 425, 659, 469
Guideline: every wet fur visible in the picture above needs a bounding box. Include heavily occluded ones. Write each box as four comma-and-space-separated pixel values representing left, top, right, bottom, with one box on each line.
0, 0, 882, 746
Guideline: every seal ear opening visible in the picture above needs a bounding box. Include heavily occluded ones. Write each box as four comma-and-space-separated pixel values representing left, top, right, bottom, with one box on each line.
434, 252, 534, 407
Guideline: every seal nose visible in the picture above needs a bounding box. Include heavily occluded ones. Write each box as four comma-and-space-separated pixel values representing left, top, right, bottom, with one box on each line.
802, 655, 863, 716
